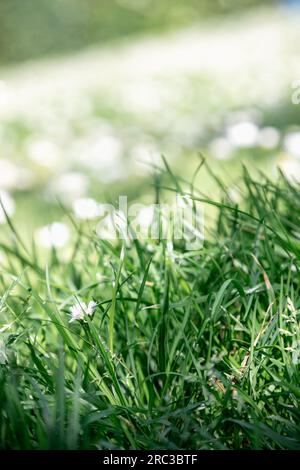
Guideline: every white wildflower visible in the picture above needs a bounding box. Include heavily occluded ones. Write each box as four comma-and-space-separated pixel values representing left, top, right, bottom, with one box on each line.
258, 127, 280, 149
69, 301, 97, 323
0, 159, 22, 190
26, 138, 61, 168
226, 121, 260, 148
284, 131, 300, 159
78, 135, 124, 181
85, 300, 97, 317
36, 222, 70, 248
69, 304, 85, 323
72, 198, 101, 220
49, 172, 89, 203
278, 157, 300, 182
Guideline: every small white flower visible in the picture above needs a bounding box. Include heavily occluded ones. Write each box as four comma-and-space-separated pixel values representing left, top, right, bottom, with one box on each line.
284, 131, 300, 159
258, 127, 280, 149
77, 135, 124, 181
36, 222, 70, 248
278, 157, 300, 182
26, 138, 61, 168
69, 304, 85, 323
49, 172, 89, 203
72, 198, 101, 220
85, 300, 97, 317
69, 300, 97, 323
0, 159, 26, 190
226, 121, 260, 148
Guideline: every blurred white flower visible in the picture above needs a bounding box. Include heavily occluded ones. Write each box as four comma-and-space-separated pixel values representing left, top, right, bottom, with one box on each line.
0, 190, 15, 224
258, 127, 280, 149
72, 198, 101, 220
87, 135, 122, 168
0, 159, 33, 190
69, 300, 97, 323
284, 131, 300, 159
49, 172, 89, 203
209, 137, 234, 160
131, 142, 161, 173
26, 138, 61, 168
278, 156, 300, 182
36, 222, 70, 248
226, 121, 260, 148
69, 304, 84, 322
77, 134, 126, 181
0, 160, 19, 189
85, 300, 97, 316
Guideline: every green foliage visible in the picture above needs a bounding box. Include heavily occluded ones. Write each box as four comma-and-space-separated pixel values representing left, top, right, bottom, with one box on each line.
0, 164, 300, 449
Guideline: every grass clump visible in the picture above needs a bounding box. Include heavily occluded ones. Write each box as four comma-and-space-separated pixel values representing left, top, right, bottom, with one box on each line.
0, 165, 300, 450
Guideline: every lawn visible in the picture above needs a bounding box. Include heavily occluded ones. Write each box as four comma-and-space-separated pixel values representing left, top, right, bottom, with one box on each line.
0, 162, 300, 449
0, 1, 300, 452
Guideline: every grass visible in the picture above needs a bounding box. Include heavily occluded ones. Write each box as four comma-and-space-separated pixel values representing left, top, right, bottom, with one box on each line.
0, 161, 300, 450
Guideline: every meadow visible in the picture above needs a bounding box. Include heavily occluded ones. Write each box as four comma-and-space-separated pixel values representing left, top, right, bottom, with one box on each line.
0, 0, 300, 451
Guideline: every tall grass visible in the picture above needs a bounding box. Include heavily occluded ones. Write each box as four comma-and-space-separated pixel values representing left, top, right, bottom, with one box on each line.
0, 164, 300, 449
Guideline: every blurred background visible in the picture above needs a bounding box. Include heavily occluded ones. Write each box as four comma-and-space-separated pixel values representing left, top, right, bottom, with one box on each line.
0, 0, 300, 247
